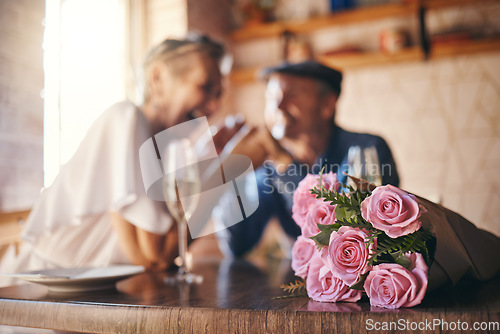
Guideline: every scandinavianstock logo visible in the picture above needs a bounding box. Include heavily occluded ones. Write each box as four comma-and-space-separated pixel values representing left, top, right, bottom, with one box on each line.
139, 117, 258, 239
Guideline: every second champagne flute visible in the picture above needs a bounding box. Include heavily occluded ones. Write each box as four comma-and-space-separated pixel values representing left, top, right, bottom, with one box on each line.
162, 139, 202, 283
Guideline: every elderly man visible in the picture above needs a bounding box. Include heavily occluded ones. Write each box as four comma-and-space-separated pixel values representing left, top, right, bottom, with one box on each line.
215, 61, 399, 257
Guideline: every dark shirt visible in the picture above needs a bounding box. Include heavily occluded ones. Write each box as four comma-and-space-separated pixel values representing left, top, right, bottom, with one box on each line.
215, 125, 399, 257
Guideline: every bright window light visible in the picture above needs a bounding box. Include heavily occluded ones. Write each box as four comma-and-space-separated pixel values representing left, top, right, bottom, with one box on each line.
44, 0, 127, 186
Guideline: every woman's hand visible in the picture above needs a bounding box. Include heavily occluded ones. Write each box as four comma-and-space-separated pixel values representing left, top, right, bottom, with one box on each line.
110, 212, 178, 271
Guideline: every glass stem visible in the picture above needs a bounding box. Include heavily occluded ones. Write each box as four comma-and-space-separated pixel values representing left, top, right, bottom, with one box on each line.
178, 218, 188, 276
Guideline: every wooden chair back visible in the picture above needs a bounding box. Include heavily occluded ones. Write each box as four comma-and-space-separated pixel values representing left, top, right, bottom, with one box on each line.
0, 210, 30, 259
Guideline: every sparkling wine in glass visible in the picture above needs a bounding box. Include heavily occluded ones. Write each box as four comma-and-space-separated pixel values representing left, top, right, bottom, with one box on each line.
347, 145, 382, 188
363, 146, 382, 186
162, 139, 202, 283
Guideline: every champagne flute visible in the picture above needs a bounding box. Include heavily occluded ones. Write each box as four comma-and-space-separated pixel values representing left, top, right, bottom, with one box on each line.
363, 146, 382, 186
347, 145, 382, 189
163, 139, 203, 283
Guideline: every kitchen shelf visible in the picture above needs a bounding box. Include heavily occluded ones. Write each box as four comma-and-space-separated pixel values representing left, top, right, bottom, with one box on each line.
430, 37, 500, 59
230, 0, 495, 42
229, 38, 500, 84
318, 46, 423, 69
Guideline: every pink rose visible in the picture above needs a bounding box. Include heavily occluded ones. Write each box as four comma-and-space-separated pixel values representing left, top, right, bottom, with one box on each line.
292, 172, 339, 227
306, 253, 362, 303
361, 185, 424, 238
321, 226, 375, 286
320, 171, 339, 193
364, 252, 428, 309
291, 236, 316, 279
301, 200, 336, 238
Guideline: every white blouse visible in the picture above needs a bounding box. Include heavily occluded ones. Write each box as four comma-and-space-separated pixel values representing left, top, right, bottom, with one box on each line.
0, 101, 172, 285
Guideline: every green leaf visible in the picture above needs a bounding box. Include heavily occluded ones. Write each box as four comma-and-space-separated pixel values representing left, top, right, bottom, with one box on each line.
335, 206, 357, 221
317, 222, 340, 231
310, 224, 337, 247
390, 251, 411, 269
349, 273, 368, 290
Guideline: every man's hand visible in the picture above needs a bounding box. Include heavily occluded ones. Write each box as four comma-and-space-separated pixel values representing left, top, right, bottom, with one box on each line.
209, 114, 293, 172
211, 115, 245, 154
225, 125, 293, 172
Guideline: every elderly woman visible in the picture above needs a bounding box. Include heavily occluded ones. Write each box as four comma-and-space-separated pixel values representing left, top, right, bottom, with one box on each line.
0, 34, 226, 284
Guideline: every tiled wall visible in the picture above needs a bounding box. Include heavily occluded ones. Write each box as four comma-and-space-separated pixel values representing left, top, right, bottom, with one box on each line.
336, 51, 500, 236
229, 3, 500, 236
0, 0, 44, 212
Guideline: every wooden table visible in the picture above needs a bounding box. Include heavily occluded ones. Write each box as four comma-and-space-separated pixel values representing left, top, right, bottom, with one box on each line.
0, 258, 499, 333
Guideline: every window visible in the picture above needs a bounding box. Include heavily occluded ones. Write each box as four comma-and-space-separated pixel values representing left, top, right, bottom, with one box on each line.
44, 0, 127, 186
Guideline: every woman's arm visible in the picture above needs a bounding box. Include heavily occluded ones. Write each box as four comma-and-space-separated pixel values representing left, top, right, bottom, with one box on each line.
110, 212, 178, 271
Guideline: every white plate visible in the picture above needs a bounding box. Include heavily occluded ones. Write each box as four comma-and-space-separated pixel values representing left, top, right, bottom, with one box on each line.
1, 265, 145, 293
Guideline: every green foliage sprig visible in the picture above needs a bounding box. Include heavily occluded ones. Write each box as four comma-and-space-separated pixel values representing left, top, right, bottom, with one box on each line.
280, 179, 436, 298
369, 229, 436, 267
310, 184, 436, 268
280, 279, 306, 293
274, 279, 308, 299
311, 185, 370, 215
310, 185, 378, 249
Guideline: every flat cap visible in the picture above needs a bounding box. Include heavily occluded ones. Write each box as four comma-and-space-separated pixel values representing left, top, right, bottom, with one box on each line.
261, 60, 343, 95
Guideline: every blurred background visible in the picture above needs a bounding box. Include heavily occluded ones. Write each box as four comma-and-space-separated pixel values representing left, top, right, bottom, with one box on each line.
0, 0, 499, 241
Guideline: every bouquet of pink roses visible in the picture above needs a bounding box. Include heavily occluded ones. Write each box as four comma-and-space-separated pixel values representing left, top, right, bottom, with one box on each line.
285, 171, 436, 309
